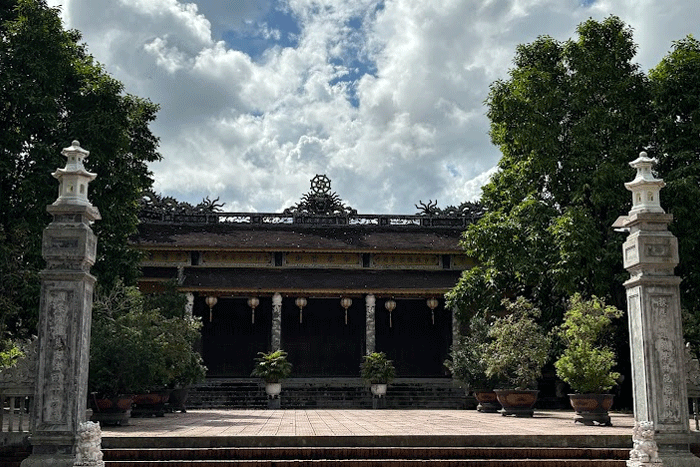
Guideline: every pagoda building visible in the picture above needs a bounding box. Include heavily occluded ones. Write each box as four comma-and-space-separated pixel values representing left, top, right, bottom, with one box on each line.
133, 176, 481, 380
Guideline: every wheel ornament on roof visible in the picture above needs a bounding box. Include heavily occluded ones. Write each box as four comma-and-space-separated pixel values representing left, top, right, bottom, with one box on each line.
284, 175, 358, 216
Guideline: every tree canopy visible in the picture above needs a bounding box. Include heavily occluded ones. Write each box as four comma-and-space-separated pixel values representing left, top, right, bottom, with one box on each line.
0, 0, 160, 342
447, 17, 700, 340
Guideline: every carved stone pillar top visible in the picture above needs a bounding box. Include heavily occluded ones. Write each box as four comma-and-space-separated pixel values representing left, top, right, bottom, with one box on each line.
52, 141, 97, 208
625, 152, 666, 216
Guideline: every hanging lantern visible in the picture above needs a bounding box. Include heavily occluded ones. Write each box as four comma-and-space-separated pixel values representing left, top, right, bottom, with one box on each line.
385, 299, 396, 328
247, 297, 260, 324
427, 297, 439, 325
340, 297, 352, 325
205, 295, 218, 322
295, 297, 307, 323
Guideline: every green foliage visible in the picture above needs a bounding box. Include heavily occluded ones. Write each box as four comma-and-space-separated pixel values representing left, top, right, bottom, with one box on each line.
650, 35, 700, 346
251, 350, 293, 383
444, 314, 499, 390
360, 352, 396, 384
89, 282, 205, 397
0, 0, 160, 341
484, 297, 551, 390
0, 339, 24, 369
554, 294, 623, 393
449, 16, 700, 340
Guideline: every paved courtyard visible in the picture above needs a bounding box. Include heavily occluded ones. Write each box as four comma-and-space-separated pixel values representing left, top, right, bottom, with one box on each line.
101, 409, 638, 438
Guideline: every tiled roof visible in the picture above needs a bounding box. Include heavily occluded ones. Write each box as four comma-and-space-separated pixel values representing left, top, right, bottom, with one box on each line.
134, 223, 463, 252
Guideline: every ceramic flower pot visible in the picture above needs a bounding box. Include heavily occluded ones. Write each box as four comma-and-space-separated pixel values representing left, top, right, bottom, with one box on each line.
265, 382, 282, 397
473, 389, 500, 413
370, 383, 388, 397
568, 393, 614, 426
494, 389, 539, 417
89, 395, 133, 426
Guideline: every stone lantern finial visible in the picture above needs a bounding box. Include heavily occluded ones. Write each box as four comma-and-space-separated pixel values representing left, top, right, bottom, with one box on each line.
624, 152, 665, 215
52, 140, 97, 207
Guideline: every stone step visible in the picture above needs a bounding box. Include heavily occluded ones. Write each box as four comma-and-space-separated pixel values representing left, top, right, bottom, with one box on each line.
102, 446, 629, 467
103, 446, 630, 461
186, 378, 468, 410
104, 460, 626, 466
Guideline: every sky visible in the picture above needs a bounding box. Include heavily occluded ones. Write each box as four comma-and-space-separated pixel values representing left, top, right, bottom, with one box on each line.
47, 0, 699, 214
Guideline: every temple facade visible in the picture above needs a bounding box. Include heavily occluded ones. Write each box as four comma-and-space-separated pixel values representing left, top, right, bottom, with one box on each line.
133, 176, 482, 380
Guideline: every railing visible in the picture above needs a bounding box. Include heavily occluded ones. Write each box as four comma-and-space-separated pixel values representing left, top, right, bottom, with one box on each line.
139, 210, 476, 228
0, 338, 36, 442
1, 389, 33, 434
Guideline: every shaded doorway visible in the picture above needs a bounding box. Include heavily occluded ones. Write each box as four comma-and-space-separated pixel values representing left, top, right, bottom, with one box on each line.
281, 297, 364, 376
375, 298, 452, 377
198, 296, 272, 377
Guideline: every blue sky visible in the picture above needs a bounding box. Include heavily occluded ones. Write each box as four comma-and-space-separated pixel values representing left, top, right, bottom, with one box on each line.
49, 0, 699, 213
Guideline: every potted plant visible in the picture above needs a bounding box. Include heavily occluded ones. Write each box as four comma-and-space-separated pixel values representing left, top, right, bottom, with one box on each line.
444, 314, 500, 412
88, 284, 147, 425
484, 297, 550, 417
555, 294, 622, 426
89, 281, 207, 422
360, 352, 396, 401
168, 351, 207, 413
251, 350, 292, 407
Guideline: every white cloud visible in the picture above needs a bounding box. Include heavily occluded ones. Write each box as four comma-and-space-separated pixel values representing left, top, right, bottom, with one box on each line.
47, 0, 700, 213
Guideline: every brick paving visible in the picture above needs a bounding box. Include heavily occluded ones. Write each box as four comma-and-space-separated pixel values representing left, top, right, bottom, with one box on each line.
100, 409, 638, 438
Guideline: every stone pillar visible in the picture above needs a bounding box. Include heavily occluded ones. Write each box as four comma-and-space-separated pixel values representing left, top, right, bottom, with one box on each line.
22, 141, 101, 467
365, 294, 376, 355
185, 292, 194, 317
615, 153, 698, 467
271, 293, 282, 351
452, 306, 459, 348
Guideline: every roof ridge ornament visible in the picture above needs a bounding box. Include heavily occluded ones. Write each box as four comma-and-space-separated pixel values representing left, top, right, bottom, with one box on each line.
415, 199, 485, 219
283, 175, 358, 217
140, 190, 224, 218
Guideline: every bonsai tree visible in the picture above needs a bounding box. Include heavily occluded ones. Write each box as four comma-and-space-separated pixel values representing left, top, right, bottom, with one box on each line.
251, 350, 293, 383
555, 294, 623, 394
484, 297, 550, 390
444, 313, 498, 391
360, 351, 396, 384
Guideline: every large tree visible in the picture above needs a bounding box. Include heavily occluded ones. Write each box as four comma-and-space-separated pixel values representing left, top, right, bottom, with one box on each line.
447, 16, 652, 327
0, 0, 160, 341
448, 17, 700, 334
650, 36, 700, 352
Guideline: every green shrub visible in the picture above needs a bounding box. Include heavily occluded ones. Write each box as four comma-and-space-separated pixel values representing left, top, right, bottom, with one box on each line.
89, 281, 206, 397
444, 314, 499, 390
554, 294, 622, 394
484, 297, 550, 390
251, 350, 293, 383
360, 351, 396, 384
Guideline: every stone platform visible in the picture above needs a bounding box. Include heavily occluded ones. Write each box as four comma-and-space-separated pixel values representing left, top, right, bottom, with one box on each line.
101, 409, 639, 447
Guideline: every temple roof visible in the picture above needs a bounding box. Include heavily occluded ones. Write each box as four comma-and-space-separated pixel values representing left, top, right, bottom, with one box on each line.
141, 266, 462, 296
134, 175, 482, 253
133, 222, 464, 253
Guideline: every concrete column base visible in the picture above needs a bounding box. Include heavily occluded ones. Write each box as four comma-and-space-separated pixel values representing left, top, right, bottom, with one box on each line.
655, 448, 700, 467
21, 452, 75, 467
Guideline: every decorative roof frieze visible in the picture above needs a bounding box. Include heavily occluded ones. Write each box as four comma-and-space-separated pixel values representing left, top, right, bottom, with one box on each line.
137, 176, 484, 228
139, 190, 224, 221
415, 199, 485, 221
